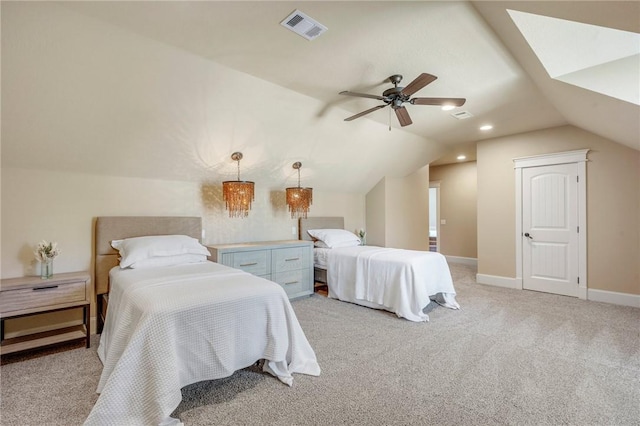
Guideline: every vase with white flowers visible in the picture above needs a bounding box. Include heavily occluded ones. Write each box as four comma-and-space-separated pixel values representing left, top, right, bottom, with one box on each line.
357, 229, 366, 246
34, 240, 60, 279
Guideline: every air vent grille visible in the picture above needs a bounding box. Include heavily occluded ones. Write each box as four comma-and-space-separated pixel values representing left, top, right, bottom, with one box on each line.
280, 10, 327, 41
451, 111, 474, 120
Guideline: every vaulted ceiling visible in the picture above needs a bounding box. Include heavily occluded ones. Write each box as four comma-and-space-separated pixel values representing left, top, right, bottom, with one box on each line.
2, 1, 638, 192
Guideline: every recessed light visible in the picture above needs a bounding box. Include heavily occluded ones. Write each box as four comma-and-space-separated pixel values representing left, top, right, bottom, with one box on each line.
441, 105, 456, 111
457, 155, 466, 160
480, 124, 493, 131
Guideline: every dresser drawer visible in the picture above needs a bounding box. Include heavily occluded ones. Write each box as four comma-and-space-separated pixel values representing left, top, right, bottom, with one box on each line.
273, 269, 311, 298
272, 246, 308, 272
225, 250, 270, 276
208, 241, 313, 300
0, 281, 86, 314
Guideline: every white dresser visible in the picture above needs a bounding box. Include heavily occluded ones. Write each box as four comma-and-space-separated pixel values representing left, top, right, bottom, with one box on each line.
207, 240, 313, 300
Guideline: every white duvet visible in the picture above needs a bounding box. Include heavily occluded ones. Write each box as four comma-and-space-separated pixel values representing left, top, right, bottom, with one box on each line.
326, 246, 459, 322
314, 246, 330, 269
85, 262, 320, 426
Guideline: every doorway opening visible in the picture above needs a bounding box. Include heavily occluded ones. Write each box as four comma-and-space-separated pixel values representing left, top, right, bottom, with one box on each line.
429, 182, 440, 252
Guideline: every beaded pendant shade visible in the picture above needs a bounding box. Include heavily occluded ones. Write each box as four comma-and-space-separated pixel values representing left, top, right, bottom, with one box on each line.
286, 162, 313, 219
222, 152, 255, 218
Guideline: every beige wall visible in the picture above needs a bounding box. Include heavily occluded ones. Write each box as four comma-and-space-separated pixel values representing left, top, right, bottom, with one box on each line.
477, 125, 640, 295
1, 167, 364, 333
429, 161, 477, 259
365, 178, 386, 247
389, 165, 430, 251
365, 165, 430, 251
1, 168, 365, 278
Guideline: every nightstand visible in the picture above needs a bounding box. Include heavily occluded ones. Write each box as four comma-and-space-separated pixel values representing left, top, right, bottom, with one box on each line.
0, 271, 91, 356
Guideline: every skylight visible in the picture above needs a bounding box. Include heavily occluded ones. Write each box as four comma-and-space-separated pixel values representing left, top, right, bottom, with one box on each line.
508, 9, 640, 105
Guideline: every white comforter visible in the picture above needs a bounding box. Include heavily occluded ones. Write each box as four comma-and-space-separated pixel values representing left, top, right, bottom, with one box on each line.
327, 246, 459, 322
85, 262, 320, 426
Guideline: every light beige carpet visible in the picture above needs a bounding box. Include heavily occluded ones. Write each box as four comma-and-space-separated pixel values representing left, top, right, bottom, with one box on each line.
1, 264, 638, 425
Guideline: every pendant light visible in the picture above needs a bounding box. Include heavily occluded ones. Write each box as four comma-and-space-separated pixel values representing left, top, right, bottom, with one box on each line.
285, 162, 313, 219
222, 152, 254, 218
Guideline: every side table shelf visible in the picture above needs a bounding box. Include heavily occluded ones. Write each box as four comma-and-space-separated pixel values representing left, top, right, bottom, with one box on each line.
0, 272, 91, 356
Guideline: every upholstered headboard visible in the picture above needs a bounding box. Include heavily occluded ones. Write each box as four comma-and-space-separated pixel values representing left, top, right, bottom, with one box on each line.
94, 216, 202, 296
298, 217, 345, 241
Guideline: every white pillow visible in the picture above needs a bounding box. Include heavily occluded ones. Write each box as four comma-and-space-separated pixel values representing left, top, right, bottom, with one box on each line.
331, 239, 362, 248
129, 254, 208, 269
111, 235, 210, 268
314, 239, 360, 249
307, 229, 361, 248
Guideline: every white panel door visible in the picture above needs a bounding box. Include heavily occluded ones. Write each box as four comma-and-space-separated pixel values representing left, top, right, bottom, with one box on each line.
522, 163, 579, 297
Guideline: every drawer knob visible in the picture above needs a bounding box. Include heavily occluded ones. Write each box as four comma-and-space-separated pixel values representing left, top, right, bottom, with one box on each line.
240, 262, 258, 267
284, 281, 299, 285
33, 285, 59, 291
285, 258, 300, 262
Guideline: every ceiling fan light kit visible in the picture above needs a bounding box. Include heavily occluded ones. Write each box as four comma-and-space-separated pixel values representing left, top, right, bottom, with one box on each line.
339, 73, 466, 127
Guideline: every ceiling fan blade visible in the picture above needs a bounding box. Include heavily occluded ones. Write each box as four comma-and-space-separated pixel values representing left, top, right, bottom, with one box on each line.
400, 73, 437, 96
339, 91, 386, 101
411, 97, 466, 107
344, 104, 388, 121
395, 106, 413, 127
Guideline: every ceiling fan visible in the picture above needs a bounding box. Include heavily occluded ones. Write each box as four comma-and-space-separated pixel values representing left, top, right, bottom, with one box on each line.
339, 73, 466, 127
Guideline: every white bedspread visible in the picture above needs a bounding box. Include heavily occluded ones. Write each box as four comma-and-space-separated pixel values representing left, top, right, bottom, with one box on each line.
85, 262, 320, 426
327, 246, 459, 322
314, 247, 331, 269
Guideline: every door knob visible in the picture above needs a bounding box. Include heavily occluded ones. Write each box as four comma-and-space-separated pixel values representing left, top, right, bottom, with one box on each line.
524, 232, 533, 239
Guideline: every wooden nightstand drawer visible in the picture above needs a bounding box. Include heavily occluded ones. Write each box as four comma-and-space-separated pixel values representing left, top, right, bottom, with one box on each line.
272, 246, 308, 272
0, 280, 85, 314
225, 251, 270, 276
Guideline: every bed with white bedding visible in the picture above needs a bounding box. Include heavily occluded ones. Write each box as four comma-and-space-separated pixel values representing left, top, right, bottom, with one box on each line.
300, 217, 459, 322
87, 217, 320, 426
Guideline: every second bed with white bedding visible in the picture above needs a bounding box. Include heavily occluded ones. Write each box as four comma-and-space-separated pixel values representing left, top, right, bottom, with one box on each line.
323, 245, 459, 322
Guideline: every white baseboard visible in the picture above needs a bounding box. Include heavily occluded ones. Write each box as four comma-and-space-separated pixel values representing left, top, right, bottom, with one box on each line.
445, 256, 477, 267
476, 274, 639, 308
588, 289, 640, 308
476, 274, 519, 289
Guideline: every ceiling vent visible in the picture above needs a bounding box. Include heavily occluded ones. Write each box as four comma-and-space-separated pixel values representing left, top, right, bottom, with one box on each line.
451, 111, 474, 120
280, 10, 327, 41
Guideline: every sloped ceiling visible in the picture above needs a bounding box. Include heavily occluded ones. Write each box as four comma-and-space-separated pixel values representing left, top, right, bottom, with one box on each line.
56, 0, 571, 147
473, 1, 640, 151
2, 1, 637, 193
